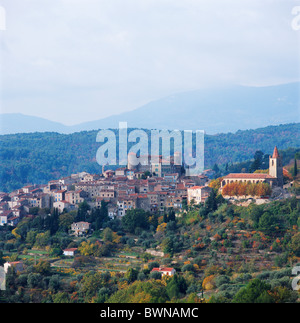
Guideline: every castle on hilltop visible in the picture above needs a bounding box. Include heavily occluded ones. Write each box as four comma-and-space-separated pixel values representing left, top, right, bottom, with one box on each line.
127, 152, 182, 177
221, 146, 283, 189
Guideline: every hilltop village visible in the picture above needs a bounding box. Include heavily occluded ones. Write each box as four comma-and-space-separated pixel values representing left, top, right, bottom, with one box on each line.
0, 147, 289, 227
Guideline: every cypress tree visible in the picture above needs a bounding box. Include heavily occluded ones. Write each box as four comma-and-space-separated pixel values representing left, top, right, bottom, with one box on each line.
293, 158, 298, 178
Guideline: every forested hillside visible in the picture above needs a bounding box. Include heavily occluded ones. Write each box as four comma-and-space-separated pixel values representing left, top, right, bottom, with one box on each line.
0, 123, 299, 192
1, 194, 299, 303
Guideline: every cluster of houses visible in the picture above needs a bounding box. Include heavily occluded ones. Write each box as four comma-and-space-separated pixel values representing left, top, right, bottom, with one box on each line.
0, 167, 214, 228
0, 146, 284, 228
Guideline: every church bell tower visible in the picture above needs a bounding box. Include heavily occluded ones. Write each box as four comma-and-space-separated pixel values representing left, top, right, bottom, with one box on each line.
269, 146, 283, 187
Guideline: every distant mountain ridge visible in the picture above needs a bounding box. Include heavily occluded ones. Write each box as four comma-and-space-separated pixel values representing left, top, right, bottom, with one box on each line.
0, 113, 67, 135
1, 82, 299, 135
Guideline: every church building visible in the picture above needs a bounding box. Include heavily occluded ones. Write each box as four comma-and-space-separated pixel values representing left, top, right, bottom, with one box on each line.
221, 146, 283, 189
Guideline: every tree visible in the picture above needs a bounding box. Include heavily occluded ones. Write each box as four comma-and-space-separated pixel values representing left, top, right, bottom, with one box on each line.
212, 163, 220, 174
205, 189, 217, 213
27, 273, 43, 289
76, 201, 90, 222
168, 209, 176, 222
250, 150, 264, 173
125, 268, 139, 283
209, 177, 223, 190
290, 232, 300, 256
11, 228, 21, 240
233, 279, 274, 303
121, 209, 150, 233
292, 158, 298, 178
222, 182, 271, 197
79, 271, 104, 300
26, 231, 37, 246
166, 274, 187, 300
44, 208, 59, 235
93, 201, 109, 230
161, 237, 174, 255
59, 212, 76, 233
34, 260, 51, 275
202, 275, 216, 290
48, 275, 61, 292
107, 280, 168, 303
78, 241, 96, 256
258, 213, 283, 235
34, 231, 50, 248
0, 251, 5, 267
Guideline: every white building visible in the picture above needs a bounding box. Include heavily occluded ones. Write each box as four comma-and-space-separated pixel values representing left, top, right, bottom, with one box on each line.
187, 186, 212, 205
151, 267, 176, 277
53, 200, 71, 213
63, 248, 78, 256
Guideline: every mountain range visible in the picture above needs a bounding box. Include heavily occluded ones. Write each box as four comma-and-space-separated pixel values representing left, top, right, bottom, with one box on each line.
1, 82, 299, 135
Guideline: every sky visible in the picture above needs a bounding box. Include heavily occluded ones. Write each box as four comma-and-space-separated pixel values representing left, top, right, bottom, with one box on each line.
0, 0, 299, 125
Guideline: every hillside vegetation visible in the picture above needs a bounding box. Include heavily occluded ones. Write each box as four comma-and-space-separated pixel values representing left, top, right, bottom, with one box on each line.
1, 193, 299, 303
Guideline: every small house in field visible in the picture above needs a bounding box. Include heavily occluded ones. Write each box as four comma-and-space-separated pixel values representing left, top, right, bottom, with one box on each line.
151, 266, 176, 277
63, 248, 78, 257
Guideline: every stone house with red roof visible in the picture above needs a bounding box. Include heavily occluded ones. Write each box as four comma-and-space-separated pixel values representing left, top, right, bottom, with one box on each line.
151, 266, 176, 277
221, 146, 283, 189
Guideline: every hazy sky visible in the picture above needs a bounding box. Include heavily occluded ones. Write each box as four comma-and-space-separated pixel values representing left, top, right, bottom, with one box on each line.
0, 0, 299, 125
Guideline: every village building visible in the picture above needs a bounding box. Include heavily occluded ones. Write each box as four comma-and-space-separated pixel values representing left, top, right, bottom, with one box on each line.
71, 221, 91, 236
53, 190, 67, 202
151, 266, 176, 277
4, 261, 24, 274
53, 200, 71, 213
81, 173, 100, 182
221, 146, 283, 189
127, 153, 182, 177
115, 168, 127, 177
2, 144, 288, 230
65, 190, 88, 205
103, 170, 115, 178
63, 248, 78, 256
108, 206, 118, 218
187, 186, 212, 205
22, 185, 34, 194
28, 193, 51, 209
117, 196, 137, 216
74, 182, 102, 198
0, 210, 13, 226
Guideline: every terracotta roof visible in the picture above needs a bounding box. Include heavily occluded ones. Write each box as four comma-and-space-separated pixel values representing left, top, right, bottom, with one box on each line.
7, 261, 23, 265
223, 173, 275, 179
188, 186, 205, 190
151, 267, 174, 272
272, 146, 279, 158
63, 248, 78, 252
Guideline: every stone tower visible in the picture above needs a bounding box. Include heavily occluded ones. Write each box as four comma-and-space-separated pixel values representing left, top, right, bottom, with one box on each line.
269, 146, 283, 187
